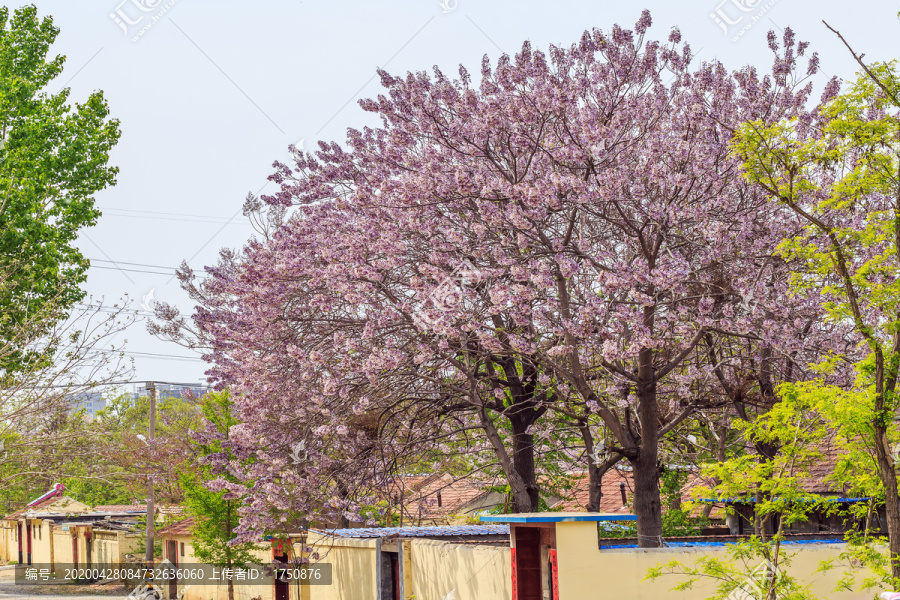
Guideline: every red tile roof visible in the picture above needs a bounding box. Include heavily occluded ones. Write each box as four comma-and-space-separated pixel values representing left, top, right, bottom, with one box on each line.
94, 505, 146, 513
157, 517, 195, 537
401, 474, 499, 520
551, 469, 635, 514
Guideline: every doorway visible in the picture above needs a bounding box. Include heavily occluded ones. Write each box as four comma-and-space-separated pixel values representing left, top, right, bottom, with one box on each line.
25, 522, 32, 565
274, 551, 289, 600
514, 527, 542, 600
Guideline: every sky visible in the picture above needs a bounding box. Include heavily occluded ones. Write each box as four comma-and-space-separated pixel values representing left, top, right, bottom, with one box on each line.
24, 0, 897, 387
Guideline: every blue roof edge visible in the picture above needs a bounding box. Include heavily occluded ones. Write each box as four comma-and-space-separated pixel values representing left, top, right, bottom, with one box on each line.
480, 514, 638, 523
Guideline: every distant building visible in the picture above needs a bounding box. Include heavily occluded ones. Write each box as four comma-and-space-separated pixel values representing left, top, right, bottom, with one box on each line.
67, 392, 106, 419
132, 382, 209, 401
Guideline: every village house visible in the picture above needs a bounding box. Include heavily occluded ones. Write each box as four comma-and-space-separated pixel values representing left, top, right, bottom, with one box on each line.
0, 484, 149, 569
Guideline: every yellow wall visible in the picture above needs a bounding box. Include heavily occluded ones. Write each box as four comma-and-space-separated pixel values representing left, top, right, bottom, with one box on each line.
50, 526, 74, 569
408, 538, 510, 600
159, 532, 275, 600
0, 522, 14, 563
555, 521, 874, 600
307, 534, 377, 600
30, 520, 53, 564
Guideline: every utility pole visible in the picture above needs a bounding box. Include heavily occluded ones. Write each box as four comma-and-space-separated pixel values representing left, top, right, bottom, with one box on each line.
145, 381, 157, 566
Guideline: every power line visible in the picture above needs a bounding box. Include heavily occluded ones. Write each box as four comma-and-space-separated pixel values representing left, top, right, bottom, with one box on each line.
73, 303, 153, 316
99, 211, 246, 226
87, 259, 208, 279
98, 205, 247, 223
89, 258, 176, 270
18, 379, 211, 390
121, 351, 205, 362
90, 266, 173, 276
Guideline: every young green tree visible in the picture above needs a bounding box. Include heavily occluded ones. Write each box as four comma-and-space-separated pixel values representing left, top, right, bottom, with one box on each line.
649, 389, 834, 600
733, 42, 900, 577
0, 5, 120, 374
180, 390, 260, 600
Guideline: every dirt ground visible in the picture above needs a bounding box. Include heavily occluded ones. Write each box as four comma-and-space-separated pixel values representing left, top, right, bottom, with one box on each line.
0, 567, 137, 599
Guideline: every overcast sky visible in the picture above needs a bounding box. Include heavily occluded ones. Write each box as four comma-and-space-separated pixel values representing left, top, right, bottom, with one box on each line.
26, 0, 896, 387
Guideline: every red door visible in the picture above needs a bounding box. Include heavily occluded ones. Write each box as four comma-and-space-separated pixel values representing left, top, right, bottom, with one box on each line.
16, 523, 22, 564
274, 551, 289, 600
514, 527, 542, 600
25, 523, 32, 565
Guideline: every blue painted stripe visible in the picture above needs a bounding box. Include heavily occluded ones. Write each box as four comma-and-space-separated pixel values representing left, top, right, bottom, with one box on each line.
479, 514, 637, 523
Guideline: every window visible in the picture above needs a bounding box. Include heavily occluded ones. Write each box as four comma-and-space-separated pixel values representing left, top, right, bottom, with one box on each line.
180, 542, 184, 557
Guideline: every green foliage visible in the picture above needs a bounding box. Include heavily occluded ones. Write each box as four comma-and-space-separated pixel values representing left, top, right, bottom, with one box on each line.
660, 469, 708, 537
647, 536, 816, 600
0, 5, 120, 374
732, 58, 900, 585
733, 62, 900, 363
180, 390, 261, 573
697, 390, 834, 539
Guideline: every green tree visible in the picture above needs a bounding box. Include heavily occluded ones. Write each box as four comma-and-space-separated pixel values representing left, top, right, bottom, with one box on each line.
649, 390, 834, 600
180, 390, 260, 600
0, 5, 120, 374
733, 54, 900, 579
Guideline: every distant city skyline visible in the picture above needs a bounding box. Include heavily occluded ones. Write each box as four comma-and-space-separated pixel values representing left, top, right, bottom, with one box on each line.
68, 381, 211, 418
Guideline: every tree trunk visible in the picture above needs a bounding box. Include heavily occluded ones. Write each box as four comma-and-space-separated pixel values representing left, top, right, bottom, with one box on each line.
583, 433, 622, 513
633, 348, 663, 548
509, 416, 539, 512
873, 424, 900, 579
478, 406, 534, 512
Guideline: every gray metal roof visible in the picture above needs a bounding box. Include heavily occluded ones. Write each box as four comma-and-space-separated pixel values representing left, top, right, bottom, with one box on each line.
314, 524, 510, 538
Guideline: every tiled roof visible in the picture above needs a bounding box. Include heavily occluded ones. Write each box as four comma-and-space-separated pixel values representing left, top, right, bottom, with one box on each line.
800, 435, 844, 495
317, 524, 510, 538
550, 469, 725, 519
551, 469, 636, 514
157, 517, 195, 537
401, 474, 498, 519
94, 505, 147, 514
158, 505, 185, 516
4, 495, 88, 520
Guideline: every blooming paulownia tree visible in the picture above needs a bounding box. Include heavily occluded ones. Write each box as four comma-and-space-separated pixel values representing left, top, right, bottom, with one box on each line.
156, 16, 829, 546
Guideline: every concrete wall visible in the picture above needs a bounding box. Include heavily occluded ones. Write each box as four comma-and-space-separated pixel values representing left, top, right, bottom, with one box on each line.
306, 534, 377, 600
51, 526, 74, 568
31, 520, 52, 564
92, 530, 141, 566
408, 539, 510, 600
554, 521, 874, 600
0, 522, 13, 563
160, 532, 276, 600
